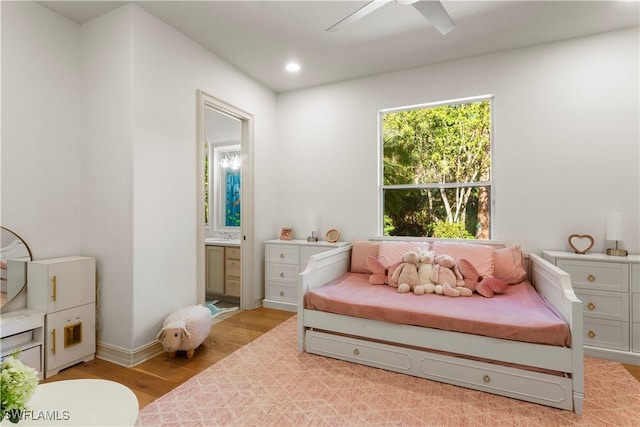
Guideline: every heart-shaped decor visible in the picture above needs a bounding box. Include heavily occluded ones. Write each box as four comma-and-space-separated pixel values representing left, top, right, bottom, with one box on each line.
568, 234, 594, 254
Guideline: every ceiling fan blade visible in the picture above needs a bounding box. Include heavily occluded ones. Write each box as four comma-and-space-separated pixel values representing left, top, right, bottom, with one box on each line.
327, 0, 392, 32
412, 1, 455, 35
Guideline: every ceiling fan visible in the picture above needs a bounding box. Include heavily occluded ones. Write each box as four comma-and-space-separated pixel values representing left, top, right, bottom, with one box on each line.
327, 0, 455, 35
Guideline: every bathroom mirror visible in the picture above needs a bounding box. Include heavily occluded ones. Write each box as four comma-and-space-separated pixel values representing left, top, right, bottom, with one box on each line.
204, 105, 242, 232
1, 226, 32, 308
212, 145, 241, 229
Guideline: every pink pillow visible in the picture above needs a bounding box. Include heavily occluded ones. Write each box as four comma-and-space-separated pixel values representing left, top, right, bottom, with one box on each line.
350, 241, 380, 273
378, 241, 429, 267
432, 241, 495, 278
494, 246, 527, 284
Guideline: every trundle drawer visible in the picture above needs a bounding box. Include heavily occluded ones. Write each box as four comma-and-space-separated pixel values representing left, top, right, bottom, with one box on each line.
583, 318, 630, 351
305, 330, 572, 409
418, 353, 572, 406
557, 260, 628, 292
307, 331, 412, 371
574, 288, 629, 322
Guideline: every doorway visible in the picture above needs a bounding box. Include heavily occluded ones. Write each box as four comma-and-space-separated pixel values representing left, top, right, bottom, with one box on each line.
197, 90, 254, 310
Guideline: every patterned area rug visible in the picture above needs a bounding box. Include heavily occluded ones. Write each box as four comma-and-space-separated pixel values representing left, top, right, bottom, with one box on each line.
137, 316, 640, 426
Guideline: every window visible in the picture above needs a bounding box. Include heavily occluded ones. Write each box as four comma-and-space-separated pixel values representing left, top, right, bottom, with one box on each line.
380, 96, 492, 239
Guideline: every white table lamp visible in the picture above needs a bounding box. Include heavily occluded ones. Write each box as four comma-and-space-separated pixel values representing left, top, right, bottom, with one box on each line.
606, 211, 628, 256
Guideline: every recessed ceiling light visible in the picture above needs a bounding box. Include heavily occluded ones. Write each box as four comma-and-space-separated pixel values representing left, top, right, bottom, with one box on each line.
285, 62, 301, 73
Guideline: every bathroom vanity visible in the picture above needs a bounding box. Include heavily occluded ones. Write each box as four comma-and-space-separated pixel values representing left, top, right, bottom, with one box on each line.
205, 239, 241, 301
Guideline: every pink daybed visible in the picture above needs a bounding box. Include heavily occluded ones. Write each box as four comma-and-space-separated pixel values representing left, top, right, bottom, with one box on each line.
297, 238, 584, 413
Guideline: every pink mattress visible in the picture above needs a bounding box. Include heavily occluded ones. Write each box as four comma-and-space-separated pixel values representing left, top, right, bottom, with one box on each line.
305, 272, 570, 347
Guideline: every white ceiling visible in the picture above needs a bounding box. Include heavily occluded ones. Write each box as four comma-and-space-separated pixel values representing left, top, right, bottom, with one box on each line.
37, 1, 639, 93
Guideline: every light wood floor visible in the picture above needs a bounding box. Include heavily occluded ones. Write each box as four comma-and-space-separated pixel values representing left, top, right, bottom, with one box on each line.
42, 307, 640, 410
41, 307, 295, 409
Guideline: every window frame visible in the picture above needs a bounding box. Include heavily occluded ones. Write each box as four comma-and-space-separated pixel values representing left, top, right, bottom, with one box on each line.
378, 95, 495, 238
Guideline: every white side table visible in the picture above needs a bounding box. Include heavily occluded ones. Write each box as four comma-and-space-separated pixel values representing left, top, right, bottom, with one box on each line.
1, 379, 138, 426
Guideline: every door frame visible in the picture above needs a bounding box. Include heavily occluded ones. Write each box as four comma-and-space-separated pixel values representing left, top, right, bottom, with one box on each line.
196, 90, 254, 309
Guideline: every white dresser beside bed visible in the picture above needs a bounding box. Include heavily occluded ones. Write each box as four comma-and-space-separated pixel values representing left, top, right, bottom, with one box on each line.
543, 250, 640, 365
263, 239, 350, 312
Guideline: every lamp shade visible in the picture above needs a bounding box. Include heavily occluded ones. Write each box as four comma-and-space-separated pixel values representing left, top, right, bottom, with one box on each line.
606, 212, 627, 241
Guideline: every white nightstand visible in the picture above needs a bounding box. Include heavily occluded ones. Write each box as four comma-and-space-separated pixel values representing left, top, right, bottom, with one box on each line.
263, 239, 351, 312
542, 250, 640, 365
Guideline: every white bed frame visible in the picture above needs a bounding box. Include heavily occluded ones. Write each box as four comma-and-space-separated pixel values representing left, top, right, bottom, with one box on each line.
297, 239, 584, 414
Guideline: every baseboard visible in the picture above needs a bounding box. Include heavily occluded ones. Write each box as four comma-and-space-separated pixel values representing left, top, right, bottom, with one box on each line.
96, 340, 164, 367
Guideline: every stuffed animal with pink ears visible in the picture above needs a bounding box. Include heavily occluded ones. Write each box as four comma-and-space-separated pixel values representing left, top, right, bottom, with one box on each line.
430, 254, 472, 297
366, 256, 402, 286
458, 258, 509, 298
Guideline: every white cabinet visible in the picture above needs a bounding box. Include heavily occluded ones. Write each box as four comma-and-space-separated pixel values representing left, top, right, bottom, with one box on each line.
0, 308, 45, 379
543, 251, 640, 365
225, 247, 241, 297
263, 239, 350, 312
206, 246, 225, 294
27, 256, 96, 378
205, 245, 241, 299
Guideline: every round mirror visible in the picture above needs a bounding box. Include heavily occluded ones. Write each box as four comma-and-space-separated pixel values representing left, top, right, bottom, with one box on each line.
325, 229, 340, 243
1, 226, 32, 308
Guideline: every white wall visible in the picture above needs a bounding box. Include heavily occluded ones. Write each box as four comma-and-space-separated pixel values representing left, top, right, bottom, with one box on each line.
1, 1, 84, 260
129, 6, 277, 349
2, 2, 277, 355
80, 5, 135, 350
276, 27, 640, 255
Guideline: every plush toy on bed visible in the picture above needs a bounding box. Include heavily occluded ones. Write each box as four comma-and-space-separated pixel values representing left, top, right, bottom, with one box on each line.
366, 256, 402, 286
416, 249, 436, 294
156, 305, 212, 359
459, 258, 509, 298
430, 254, 473, 297
391, 250, 424, 294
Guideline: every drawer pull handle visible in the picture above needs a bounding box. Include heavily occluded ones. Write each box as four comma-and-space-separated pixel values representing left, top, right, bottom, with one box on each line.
279, 253, 285, 259
52, 275, 57, 302
280, 272, 285, 278
588, 330, 596, 338
51, 329, 56, 355
280, 291, 284, 297
483, 375, 490, 383
353, 348, 360, 356
587, 302, 596, 311
587, 274, 596, 282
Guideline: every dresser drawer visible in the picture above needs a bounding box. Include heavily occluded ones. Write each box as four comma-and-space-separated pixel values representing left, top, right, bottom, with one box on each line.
300, 246, 330, 266
266, 263, 299, 283
574, 289, 629, 322
583, 318, 629, 351
266, 245, 299, 264
265, 282, 297, 303
226, 247, 241, 259
633, 293, 640, 324
633, 323, 640, 353
225, 277, 240, 297
225, 259, 241, 277
557, 260, 628, 292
